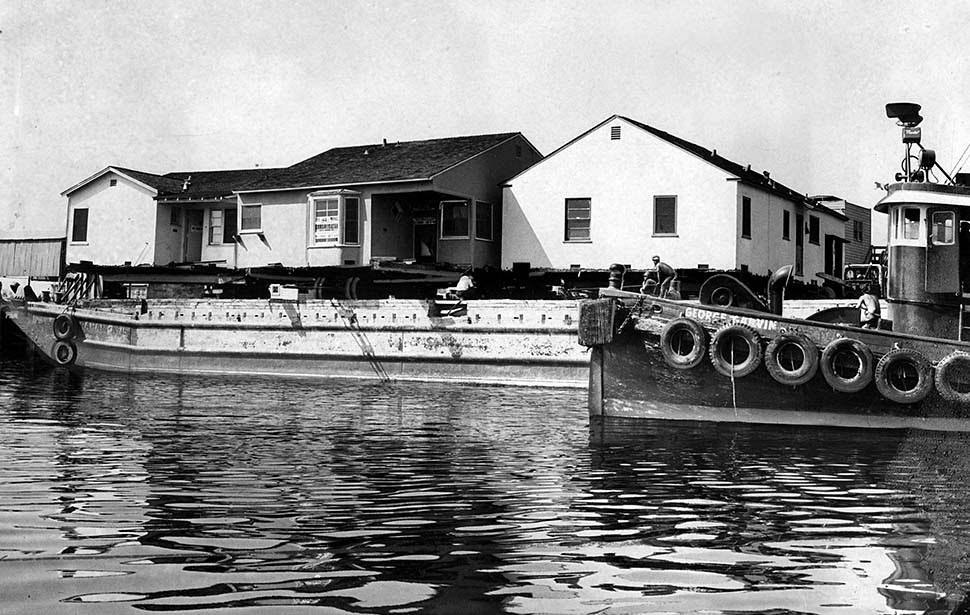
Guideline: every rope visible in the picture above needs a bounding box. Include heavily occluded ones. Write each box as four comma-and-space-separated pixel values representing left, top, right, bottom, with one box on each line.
617, 296, 645, 333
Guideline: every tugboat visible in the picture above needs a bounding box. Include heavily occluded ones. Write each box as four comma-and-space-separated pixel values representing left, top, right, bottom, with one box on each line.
582, 103, 970, 431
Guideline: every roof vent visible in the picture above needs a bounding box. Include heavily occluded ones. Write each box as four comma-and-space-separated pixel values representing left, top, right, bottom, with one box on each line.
610, 126, 621, 140
182, 175, 192, 191
382, 138, 388, 147
363, 149, 369, 155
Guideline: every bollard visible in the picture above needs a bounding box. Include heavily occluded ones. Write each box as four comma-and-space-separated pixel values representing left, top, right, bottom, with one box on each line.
608, 264, 625, 290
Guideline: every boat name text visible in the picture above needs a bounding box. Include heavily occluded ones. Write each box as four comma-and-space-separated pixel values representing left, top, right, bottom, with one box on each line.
683, 306, 779, 332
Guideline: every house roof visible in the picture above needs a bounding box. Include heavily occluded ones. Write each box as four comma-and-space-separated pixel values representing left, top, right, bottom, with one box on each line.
158, 168, 283, 200
239, 132, 526, 192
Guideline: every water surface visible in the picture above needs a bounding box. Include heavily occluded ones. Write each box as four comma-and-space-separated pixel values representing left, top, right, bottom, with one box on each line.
2, 346, 970, 614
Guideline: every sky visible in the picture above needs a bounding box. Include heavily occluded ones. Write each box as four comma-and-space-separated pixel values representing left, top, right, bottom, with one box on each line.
3, 0, 970, 239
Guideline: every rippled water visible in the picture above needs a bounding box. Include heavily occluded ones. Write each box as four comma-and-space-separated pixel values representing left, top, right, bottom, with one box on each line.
3, 344, 970, 614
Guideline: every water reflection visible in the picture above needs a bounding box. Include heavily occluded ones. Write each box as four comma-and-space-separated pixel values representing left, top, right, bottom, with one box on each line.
1, 346, 969, 613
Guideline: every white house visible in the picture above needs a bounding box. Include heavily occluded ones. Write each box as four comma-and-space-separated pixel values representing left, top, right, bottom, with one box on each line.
62, 132, 541, 270
502, 115, 847, 281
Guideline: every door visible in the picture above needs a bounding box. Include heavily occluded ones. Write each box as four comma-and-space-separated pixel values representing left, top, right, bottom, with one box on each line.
414, 222, 437, 263
927, 207, 959, 292
795, 213, 804, 276
184, 210, 204, 262
824, 235, 842, 276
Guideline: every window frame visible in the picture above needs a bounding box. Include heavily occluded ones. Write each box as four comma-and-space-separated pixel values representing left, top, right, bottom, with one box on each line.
782, 210, 791, 241
741, 196, 752, 239
564, 197, 591, 243
307, 192, 361, 247
440, 200, 470, 239
652, 195, 677, 236
71, 208, 89, 243
808, 215, 820, 245
239, 204, 263, 234
475, 201, 493, 241
208, 208, 237, 245
931, 210, 955, 246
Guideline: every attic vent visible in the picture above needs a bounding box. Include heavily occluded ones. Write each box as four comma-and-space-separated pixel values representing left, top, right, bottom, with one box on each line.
610, 126, 621, 140
109, 179, 117, 186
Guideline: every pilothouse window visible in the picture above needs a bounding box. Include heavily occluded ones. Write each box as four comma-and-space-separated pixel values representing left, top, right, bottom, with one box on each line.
932, 211, 955, 245
902, 208, 921, 240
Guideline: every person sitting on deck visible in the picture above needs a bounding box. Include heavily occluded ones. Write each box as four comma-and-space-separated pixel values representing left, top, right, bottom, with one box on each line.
641, 256, 677, 298
857, 283, 881, 329
454, 270, 477, 299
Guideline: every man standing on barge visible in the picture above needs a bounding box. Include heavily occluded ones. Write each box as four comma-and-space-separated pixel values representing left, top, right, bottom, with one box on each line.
641, 256, 677, 298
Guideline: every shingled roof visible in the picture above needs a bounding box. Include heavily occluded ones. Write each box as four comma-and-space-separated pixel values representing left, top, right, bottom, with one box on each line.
618, 116, 845, 219
241, 132, 523, 192
157, 168, 283, 200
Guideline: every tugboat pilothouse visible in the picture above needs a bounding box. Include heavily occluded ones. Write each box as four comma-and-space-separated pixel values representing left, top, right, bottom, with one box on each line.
582, 103, 970, 431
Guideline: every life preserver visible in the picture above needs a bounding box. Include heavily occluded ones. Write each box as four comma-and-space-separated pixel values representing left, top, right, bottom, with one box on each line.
764, 332, 819, 386
709, 324, 762, 377
52, 313, 79, 340
820, 337, 874, 393
659, 317, 708, 370
935, 351, 970, 404
51, 340, 77, 366
875, 348, 933, 404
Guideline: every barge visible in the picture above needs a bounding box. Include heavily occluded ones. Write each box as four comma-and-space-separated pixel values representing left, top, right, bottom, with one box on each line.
583, 103, 970, 431
5, 298, 587, 387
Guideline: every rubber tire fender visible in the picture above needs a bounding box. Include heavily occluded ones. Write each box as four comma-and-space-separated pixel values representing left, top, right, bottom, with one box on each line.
53, 313, 79, 341
935, 351, 970, 404
51, 340, 77, 366
709, 324, 762, 378
659, 317, 708, 370
820, 337, 874, 393
764, 332, 819, 386
875, 348, 934, 404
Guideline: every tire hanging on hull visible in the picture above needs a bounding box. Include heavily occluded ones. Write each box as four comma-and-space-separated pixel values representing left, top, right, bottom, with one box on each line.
51, 340, 77, 366
820, 337, 874, 393
709, 324, 762, 378
764, 332, 819, 386
874, 348, 933, 404
53, 313, 80, 341
659, 317, 708, 369
935, 351, 970, 404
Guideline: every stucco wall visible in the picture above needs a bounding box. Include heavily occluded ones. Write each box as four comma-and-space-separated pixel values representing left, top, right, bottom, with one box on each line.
65, 172, 158, 266
501, 118, 738, 270
154, 203, 183, 264
434, 135, 542, 268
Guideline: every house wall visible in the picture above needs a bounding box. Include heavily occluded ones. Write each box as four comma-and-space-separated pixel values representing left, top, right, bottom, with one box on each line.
837, 201, 873, 265
65, 172, 158, 266
435, 135, 542, 268
501, 118, 738, 271
154, 203, 184, 264
0, 238, 65, 278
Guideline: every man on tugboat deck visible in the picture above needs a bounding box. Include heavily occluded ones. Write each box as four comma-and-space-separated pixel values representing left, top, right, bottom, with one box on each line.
641, 256, 677, 298
857, 283, 881, 329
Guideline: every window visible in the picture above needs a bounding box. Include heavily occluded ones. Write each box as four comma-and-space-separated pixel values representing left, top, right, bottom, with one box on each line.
309, 193, 360, 246
170, 206, 179, 226
741, 196, 751, 239
852, 219, 864, 241
343, 196, 360, 245
240, 204, 261, 232
475, 202, 493, 240
903, 208, 920, 240
313, 197, 340, 244
932, 211, 955, 245
653, 196, 676, 235
782, 210, 790, 240
808, 215, 820, 245
71, 208, 89, 242
209, 208, 237, 244
564, 198, 591, 241
441, 200, 469, 238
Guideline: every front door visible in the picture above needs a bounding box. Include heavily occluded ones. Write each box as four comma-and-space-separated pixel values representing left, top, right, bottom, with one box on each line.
414, 223, 437, 263
824, 235, 842, 276
184, 210, 204, 262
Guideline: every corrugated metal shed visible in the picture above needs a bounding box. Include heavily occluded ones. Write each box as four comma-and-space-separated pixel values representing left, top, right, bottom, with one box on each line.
0, 238, 65, 278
